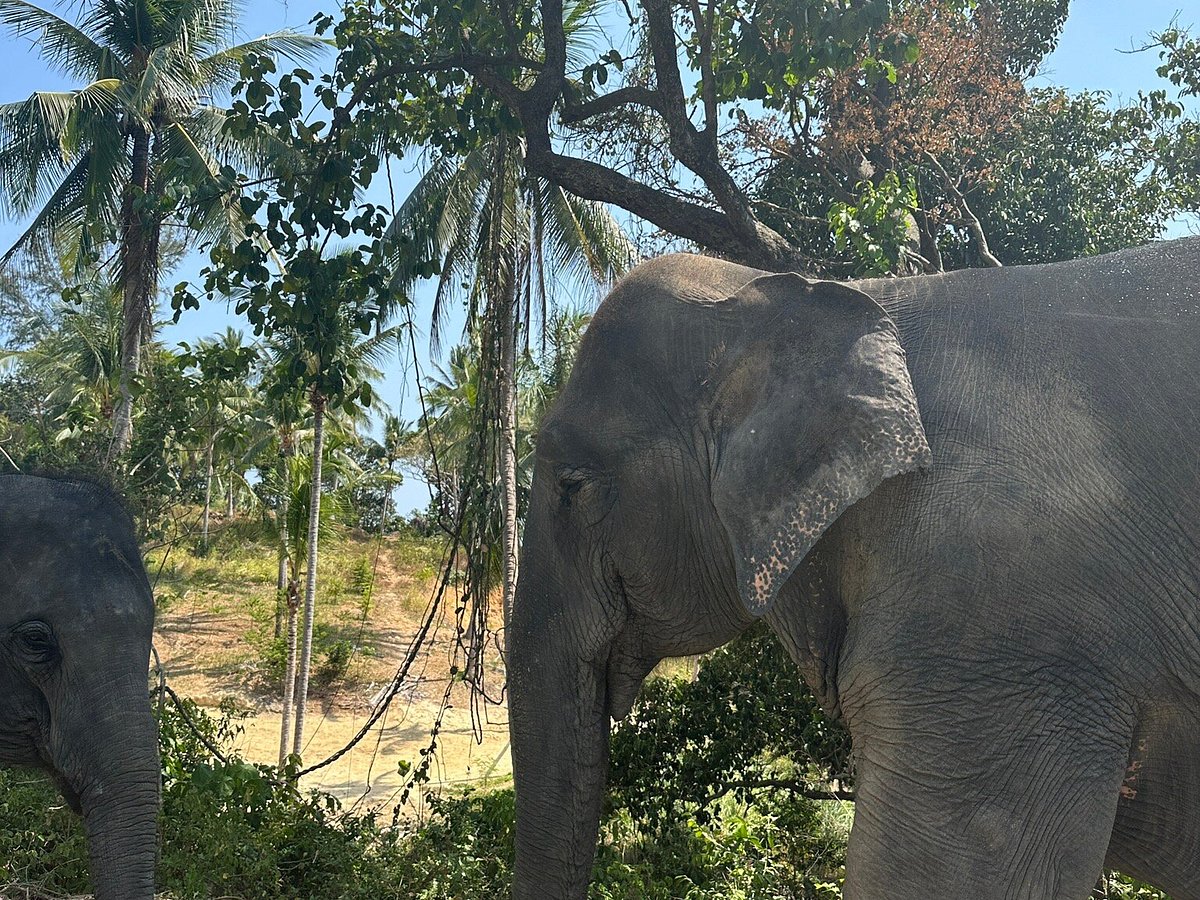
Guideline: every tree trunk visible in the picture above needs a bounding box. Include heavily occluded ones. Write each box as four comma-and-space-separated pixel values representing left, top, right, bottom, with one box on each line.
275, 555, 287, 639
274, 439, 292, 639
202, 439, 214, 551
226, 471, 235, 517
292, 391, 326, 757
499, 309, 520, 633
278, 572, 301, 768
108, 126, 157, 466
378, 468, 392, 540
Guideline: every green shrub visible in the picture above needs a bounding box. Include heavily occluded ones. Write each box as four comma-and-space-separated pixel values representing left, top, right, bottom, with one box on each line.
609, 625, 851, 828
255, 625, 358, 689
0, 677, 1175, 899
317, 638, 355, 685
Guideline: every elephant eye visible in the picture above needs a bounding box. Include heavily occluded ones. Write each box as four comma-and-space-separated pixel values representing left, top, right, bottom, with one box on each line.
555, 466, 591, 507
11, 620, 58, 665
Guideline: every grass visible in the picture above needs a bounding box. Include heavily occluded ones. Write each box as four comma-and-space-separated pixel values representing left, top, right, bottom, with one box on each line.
144, 512, 445, 698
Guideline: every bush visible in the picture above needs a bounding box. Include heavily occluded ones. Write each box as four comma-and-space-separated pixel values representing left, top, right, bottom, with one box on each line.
0, 677, 1173, 899
609, 626, 852, 827
256, 625, 359, 690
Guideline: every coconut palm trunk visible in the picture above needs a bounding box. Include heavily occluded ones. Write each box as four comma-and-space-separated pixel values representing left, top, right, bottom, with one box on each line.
275, 442, 291, 639
498, 303, 520, 626
292, 389, 326, 756
202, 437, 214, 550
278, 569, 301, 767
276, 435, 299, 766
109, 126, 157, 465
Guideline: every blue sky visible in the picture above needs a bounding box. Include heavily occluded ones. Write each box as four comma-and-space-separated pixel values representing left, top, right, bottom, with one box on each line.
0, 1, 1196, 512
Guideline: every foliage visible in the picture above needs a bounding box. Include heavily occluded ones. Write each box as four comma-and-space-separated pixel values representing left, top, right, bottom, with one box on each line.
962, 87, 1196, 265
0, 0, 324, 268
1155, 26, 1200, 99
755, 4, 1200, 275
0, 0, 325, 460
257, 624, 358, 690
267, 0, 1077, 272
828, 173, 917, 276
178, 47, 400, 419
0, 282, 211, 532
610, 627, 851, 827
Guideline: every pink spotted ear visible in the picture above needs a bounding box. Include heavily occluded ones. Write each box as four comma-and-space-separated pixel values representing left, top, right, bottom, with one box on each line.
709, 273, 930, 616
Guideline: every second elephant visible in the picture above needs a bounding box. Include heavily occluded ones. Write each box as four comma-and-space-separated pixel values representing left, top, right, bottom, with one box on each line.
508, 238, 1200, 899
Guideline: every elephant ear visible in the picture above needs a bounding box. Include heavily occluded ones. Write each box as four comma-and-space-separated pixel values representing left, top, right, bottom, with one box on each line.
710, 273, 931, 617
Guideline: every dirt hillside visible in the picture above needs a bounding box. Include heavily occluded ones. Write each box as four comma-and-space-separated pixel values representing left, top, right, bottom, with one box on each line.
148, 518, 511, 812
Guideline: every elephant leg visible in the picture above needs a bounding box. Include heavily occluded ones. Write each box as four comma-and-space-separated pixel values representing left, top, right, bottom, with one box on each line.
1104, 704, 1200, 899
842, 685, 1133, 900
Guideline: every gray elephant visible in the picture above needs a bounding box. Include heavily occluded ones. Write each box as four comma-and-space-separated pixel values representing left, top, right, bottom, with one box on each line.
0, 474, 158, 899
508, 237, 1200, 899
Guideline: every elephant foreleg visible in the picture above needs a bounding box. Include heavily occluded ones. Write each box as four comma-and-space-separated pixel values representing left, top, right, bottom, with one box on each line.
842, 687, 1133, 900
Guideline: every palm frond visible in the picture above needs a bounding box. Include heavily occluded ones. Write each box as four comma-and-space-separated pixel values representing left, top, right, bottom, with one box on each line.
158, 118, 246, 247
124, 43, 203, 121
199, 30, 330, 92
541, 184, 636, 292
1, 153, 90, 265
0, 1, 124, 80
562, 0, 607, 74
158, 0, 240, 57
0, 92, 76, 218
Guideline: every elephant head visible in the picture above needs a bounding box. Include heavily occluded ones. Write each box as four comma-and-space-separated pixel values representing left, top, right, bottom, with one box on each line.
507, 256, 930, 898
0, 474, 159, 900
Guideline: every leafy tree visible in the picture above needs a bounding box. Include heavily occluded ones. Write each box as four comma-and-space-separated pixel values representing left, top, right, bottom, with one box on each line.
0, 0, 324, 462
346, 413, 409, 534
964, 88, 1196, 266
178, 328, 256, 550
315, 0, 1035, 271
263, 302, 400, 761
2, 279, 126, 447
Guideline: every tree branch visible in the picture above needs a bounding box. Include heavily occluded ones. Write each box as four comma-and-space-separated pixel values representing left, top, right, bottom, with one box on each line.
520, 138, 798, 269
688, 0, 719, 140
714, 779, 857, 802
528, 0, 567, 117
560, 85, 665, 123
922, 150, 1002, 267
638, 0, 763, 246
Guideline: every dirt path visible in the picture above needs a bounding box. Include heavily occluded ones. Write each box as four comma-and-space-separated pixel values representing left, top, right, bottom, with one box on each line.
149, 526, 512, 811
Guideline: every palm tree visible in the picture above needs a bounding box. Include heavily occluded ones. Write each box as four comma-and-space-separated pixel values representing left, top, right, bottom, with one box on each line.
368, 413, 410, 537
0, 0, 325, 463
388, 136, 636, 634
187, 328, 253, 550
2, 278, 130, 448
264, 311, 400, 761
529, 307, 592, 426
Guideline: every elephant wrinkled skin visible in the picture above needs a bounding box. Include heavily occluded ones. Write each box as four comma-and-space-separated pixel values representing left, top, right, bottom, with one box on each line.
507, 238, 1200, 899
0, 474, 158, 900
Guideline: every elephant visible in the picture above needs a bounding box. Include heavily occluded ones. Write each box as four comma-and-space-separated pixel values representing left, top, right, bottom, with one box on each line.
507, 237, 1200, 899
0, 473, 158, 899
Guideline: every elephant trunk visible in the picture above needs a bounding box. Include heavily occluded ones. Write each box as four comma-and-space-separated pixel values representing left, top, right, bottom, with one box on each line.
64, 684, 160, 900
508, 576, 611, 900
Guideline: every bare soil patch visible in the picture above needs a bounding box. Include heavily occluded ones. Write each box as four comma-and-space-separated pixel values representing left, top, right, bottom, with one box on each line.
148, 520, 511, 809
